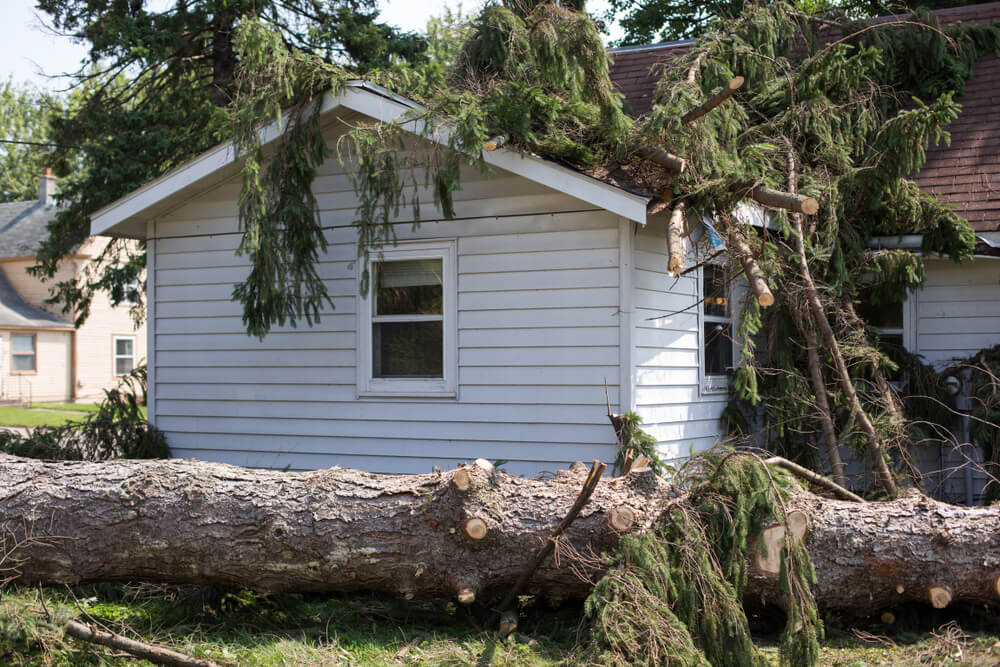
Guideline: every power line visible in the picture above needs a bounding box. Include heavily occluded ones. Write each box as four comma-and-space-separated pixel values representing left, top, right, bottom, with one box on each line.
0, 139, 81, 149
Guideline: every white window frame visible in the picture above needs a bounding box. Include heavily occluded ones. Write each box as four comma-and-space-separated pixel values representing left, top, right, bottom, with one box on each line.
357, 240, 458, 398
698, 263, 734, 395
112, 335, 136, 377
10, 333, 37, 375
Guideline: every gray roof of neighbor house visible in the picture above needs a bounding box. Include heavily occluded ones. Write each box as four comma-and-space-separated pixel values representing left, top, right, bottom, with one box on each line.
0, 267, 72, 329
0, 200, 58, 259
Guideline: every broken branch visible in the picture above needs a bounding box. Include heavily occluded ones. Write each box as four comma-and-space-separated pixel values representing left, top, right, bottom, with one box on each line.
682, 76, 745, 124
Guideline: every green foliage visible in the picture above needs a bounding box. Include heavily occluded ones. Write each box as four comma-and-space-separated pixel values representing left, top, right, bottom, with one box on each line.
0, 365, 168, 461
603, 0, 988, 44
30, 0, 427, 327
0, 81, 69, 203
586, 451, 820, 666
611, 411, 666, 475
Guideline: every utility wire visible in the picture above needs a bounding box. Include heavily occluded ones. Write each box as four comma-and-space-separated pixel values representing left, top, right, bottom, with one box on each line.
0, 139, 82, 149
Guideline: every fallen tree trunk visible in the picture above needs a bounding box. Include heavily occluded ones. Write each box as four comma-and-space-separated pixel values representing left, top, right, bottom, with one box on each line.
3, 454, 1000, 615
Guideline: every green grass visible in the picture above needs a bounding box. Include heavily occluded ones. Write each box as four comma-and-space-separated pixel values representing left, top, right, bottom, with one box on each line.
0, 404, 145, 428
3, 584, 1000, 666
30, 402, 100, 413
0, 407, 84, 428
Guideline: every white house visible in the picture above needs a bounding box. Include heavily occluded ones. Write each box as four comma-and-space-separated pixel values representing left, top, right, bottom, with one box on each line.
90, 82, 732, 476
91, 24, 1000, 478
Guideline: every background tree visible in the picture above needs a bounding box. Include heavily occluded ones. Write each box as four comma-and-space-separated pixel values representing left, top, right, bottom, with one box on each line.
30, 0, 427, 322
604, 0, 984, 44
0, 81, 66, 203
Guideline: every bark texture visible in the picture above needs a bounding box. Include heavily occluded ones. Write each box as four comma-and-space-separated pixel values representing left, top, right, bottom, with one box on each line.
0, 454, 667, 603
4, 455, 1000, 615
746, 490, 1000, 614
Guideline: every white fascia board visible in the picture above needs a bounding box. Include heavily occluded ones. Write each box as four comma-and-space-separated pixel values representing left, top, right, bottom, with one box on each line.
91, 83, 651, 237
337, 84, 651, 223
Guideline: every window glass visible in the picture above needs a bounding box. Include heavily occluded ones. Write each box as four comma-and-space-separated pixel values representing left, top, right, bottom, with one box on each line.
704, 265, 729, 318
12, 335, 34, 354
113, 336, 135, 376
376, 259, 442, 316
857, 295, 903, 330
373, 321, 443, 377
115, 338, 134, 357
704, 322, 733, 376
11, 334, 35, 372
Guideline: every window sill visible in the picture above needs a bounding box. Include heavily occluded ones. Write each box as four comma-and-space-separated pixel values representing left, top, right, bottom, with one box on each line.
358, 390, 457, 399
701, 375, 730, 394
10, 371, 37, 376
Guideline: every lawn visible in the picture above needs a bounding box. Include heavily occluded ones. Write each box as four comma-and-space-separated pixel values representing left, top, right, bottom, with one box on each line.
2, 584, 1000, 666
0, 406, 90, 428
30, 402, 100, 413
0, 403, 145, 429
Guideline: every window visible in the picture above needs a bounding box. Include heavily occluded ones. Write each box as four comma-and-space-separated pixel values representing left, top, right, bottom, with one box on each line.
358, 241, 456, 396
113, 336, 135, 376
857, 291, 912, 383
701, 265, 733, 393
11, 333, 36, 373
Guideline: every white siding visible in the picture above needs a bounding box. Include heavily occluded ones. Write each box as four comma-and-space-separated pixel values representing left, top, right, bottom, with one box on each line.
914, 258, 1000, 366
149, 126, 623, 475
629, 218, 727, 462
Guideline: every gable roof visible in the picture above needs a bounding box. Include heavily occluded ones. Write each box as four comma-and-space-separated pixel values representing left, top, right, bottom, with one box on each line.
90, 82, 653, 238
605, 3, 1000, 232
0, 200, 59, 259
0, 268, 72, 330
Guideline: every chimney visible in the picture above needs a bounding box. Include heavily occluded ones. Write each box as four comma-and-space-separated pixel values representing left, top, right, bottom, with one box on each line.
39, 168, 56, 205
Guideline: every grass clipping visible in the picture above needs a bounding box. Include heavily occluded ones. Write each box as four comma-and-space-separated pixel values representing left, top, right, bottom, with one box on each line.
585, 451, 821, 666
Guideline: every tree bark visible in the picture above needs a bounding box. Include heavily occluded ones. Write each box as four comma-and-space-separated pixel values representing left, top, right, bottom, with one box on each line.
4, 455, 1000, 615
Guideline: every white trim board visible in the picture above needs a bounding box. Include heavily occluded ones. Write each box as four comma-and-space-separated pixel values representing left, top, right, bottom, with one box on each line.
91, 83, 652, 238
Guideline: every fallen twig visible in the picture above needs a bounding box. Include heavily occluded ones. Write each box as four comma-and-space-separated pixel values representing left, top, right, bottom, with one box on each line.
766, 456, 865, 502
64, 619, 220, 667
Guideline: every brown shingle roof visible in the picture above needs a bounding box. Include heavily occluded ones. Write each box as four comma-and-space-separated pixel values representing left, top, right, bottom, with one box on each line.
606, 2, 1000, 230
911, 2, 1000, 231
609, 41, 692, 117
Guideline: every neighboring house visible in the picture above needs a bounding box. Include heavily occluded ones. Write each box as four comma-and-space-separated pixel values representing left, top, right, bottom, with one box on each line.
90, 6, 998, 477
0, 170, 146, 403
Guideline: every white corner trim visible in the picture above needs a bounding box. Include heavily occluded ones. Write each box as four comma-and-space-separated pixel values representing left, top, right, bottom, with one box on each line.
92, 84, 651, 237
144, 221, 156, 427
617, 218, 635, 414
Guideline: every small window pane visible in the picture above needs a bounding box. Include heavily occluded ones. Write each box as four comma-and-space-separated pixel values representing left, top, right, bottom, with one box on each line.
115, 357, 134, 376
857, 288, 903, 330
373, 321, 443, 377
12, 334, 34, 354
704, 322, 733, 376
376, 259, 443, 316
704, 266, 728, 318
12, 355, 35, 372
116, 338, 134, 356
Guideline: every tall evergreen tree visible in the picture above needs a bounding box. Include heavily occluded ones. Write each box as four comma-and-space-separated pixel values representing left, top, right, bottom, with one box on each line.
30, 0, 426, 321
604, 0, 984, 44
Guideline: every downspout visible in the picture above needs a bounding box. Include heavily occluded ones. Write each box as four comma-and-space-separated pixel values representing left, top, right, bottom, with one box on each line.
70, 329, 77, 402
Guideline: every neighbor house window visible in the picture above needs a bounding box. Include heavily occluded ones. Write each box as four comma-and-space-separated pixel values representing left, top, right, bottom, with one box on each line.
358, 241, 456, 396
11, 333, 36, 373
113, 336, 135, 376
701, 264, 733, 393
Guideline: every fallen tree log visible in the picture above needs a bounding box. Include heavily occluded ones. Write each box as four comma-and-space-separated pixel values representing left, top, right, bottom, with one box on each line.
3, 454, 1000, 616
